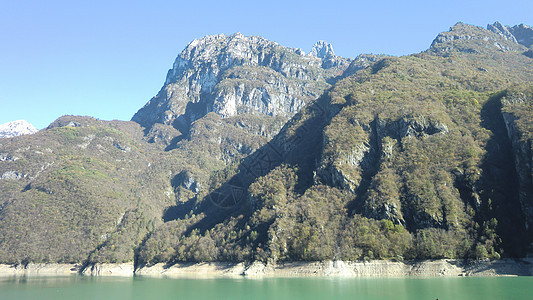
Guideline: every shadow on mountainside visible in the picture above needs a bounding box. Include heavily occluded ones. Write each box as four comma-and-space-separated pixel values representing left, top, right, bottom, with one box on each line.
480, 93, 530, 257
182, 95, 340, 233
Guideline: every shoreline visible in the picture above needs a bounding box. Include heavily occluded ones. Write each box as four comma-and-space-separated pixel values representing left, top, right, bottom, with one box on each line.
0, 262, 135, 277
135, 259, 533, 278
1, 259, 532, 278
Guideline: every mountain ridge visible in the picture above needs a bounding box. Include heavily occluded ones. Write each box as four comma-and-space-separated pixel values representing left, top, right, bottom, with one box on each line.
0, 22, 532, 267
131, 32, 363, 148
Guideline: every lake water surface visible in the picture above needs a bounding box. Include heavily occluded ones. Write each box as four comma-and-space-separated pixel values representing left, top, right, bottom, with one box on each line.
1, 275, 531, 300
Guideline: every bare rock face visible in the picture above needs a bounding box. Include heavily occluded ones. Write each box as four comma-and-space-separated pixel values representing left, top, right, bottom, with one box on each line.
488, 22, 533, 48
342, 54, 391, 78
500, 91, 533, 230
509, 24, 533, 48
310, 41, 335, 58
81, 263, 134, 276
0, 120, 37, 138
132, 33, 351, 135
430, 22, 526, 54
487, 21, 518, 43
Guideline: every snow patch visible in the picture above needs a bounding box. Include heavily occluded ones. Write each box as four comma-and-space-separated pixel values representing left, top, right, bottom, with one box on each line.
0, 120, 38, 138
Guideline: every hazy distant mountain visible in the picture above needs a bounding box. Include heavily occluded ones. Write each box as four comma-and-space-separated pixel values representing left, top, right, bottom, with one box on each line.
0, 120, 37, 138
0, 22, 532, 267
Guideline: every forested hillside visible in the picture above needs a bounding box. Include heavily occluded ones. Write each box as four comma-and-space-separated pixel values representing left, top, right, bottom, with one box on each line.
1, 22, 532, 267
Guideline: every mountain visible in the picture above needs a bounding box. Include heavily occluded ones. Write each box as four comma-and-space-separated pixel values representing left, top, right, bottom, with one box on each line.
487, 22, 533, 48
130, 33, 388, 152
132, 33, 350, 132
137, 22, 533, 264
0, 22, 532, 267
0, 120, 37, 138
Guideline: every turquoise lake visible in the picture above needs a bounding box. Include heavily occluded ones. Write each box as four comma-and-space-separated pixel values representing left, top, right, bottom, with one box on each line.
1, 276, 532, 300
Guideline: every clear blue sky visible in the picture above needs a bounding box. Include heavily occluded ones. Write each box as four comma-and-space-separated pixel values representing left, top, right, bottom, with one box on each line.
1, 0, 531, 129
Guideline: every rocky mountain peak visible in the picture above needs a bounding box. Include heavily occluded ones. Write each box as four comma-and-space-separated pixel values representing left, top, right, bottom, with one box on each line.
309, 40, 335, 58
487, 21, 518, 43
486, 22, 533, 48
508, 24, 533, 48
429, 22, 527, 54
164, 33, 283, 85
0, 120, 38, 138
133, 33, 351, 137
2, 22, 533, 267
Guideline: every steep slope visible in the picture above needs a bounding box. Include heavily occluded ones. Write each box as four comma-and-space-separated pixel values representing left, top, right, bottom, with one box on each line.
132, 33, 351, 135
130, 32, 369, 165
1, 23, 532, 267
130, 35, 385, 229
488, 22, 533, 48
137, 22, 533, 265
500, 87, 533, 235
0, 35, 357, 265
0, 116, 179, 263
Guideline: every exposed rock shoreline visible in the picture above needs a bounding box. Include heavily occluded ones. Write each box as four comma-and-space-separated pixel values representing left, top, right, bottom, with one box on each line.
1, 259, 532, 278
0, 263, 135, 277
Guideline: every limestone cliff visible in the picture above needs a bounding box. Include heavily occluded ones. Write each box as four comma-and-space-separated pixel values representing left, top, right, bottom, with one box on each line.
488, 22, 533, 48
430, 22, 527, 54
132, 33, 351, 137
1, 23, 533, 267
135, 22, 533, 264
